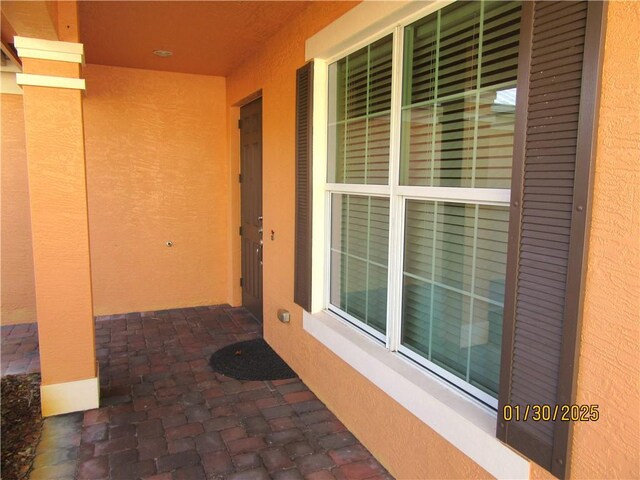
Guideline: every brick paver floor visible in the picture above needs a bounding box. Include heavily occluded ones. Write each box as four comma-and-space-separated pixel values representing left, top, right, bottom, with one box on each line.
1, 322, 40, 376
1, 305, 393, 480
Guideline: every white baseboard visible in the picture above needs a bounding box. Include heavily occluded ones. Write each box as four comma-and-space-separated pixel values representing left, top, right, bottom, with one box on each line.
40, 375, 100, 417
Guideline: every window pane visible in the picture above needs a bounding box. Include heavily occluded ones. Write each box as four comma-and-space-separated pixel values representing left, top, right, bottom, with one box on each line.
402, 8, 437, 106
369, 35, 393, 115
328, 35, 393, 185
345, 119, 368, 183
480, 1, 521, 89
469, 299, 503, 395
366, 115, 391, 184
346, 45, 369, 119
437, 1, 481, 98
400, 1, 521, 188
330, 194, 390, 334
474, 89, 516, 188
401, 200, 509, 397
431, 286, 471, 378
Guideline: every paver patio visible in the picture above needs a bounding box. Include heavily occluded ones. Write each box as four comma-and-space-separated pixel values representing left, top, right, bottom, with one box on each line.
1, 305, 393, 480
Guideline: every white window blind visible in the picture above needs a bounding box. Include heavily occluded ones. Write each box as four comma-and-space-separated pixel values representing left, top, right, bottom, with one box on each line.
400, 1, 520, 188
401, 200, 509, 397
328, 35, 393, 185
330, 194, 390, 336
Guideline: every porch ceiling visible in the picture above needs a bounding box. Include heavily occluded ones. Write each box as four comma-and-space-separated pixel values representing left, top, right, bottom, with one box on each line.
78, 1, 311, 76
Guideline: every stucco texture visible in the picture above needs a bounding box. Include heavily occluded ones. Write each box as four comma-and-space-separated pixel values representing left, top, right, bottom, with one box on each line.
83, 65, 230, 316
1, 94, 37, 326
225, 2, 491, 479
21, 71, 96, 384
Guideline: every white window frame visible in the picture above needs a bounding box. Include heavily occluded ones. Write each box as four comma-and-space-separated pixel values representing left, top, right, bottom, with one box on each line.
322, 1, 513, 408
304, 2, 530, 479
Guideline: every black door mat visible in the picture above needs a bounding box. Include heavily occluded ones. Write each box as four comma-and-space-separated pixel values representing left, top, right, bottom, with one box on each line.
209, 338, 297, 381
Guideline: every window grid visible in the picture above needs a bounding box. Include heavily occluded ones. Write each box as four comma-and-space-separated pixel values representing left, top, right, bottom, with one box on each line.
471, 3, 485, 189
430, 14, 440, 188
401, 80, 515, 113
385, 24, 405, 353
466, 204, 480, 381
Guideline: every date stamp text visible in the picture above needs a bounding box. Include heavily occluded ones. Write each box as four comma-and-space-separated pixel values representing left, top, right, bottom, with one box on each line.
502, 404, 599, 422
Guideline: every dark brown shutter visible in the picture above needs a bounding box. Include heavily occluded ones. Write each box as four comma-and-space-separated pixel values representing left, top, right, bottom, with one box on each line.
498, 1, 606, 478
294, 61, 314, 311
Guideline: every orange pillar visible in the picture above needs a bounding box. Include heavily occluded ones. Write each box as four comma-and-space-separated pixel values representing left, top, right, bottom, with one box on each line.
15, 35, 98, 416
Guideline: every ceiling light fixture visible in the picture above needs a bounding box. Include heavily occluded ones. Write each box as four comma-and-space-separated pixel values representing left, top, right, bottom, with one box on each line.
153, 49, 173, 58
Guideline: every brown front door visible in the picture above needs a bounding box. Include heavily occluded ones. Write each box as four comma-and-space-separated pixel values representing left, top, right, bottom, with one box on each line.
240, 98, 263, 322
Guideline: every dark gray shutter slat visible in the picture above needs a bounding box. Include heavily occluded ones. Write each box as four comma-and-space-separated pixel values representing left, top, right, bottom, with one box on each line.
523, 204, 572, 215
531, 48, 585, 68
517, 295, 564, 315
533, 0, 582, 19
294, 61, 314, 312
518, 265, 570, 283
523, 186, 574, 197
498, 1, 606, 477
532, 48, 584, 67
528, 78, 582, 97
535, 4, 587, 31
516, 319, 562, 343
519, 268, 567, 285
519, 256, 568, 275
529, 99, 581, 114
519, 264, 568, 280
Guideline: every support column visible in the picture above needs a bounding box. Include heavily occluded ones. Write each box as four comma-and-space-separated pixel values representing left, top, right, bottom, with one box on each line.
15, 36, 98, 416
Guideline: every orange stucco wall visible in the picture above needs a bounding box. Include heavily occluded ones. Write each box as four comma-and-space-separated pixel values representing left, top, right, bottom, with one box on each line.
82, 65, 230, 316
225, 2, 491, 478
1, 94, 37, 326
2, 65, 231, 321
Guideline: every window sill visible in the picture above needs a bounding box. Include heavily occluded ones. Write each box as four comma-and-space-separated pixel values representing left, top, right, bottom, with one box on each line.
303, 309, 529, 480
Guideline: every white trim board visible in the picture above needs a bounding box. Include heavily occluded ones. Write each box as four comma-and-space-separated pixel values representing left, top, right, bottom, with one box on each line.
40, 376, 99, 417
304, 310, 530, 480
1, 71, 23, 95
16, 73, 85, 90
14, 36, 84, 64
305, 1, 454, 62
311, 59, 329, 313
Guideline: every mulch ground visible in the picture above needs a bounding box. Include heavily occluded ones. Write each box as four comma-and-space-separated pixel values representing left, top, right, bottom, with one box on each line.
1, 373, 44, 480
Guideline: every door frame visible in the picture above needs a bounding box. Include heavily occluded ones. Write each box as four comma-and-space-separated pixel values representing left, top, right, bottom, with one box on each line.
238, 94, 264, 321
